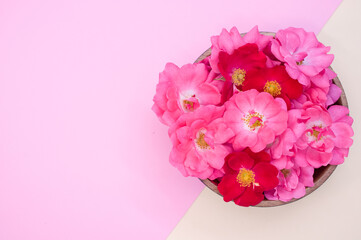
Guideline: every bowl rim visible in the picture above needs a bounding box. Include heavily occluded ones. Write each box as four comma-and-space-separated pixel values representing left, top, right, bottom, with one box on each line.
194, 31, 348, 207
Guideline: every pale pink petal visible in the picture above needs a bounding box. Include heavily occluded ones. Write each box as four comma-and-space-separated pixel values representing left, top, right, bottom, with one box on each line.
291, 184, 306, 199
202, 145, 231, 169
233, 131, 257, 150
266, 110, 288, 135
330, 122, 354, 148
294, 149, 309, 167
196, 83, 221, 105
234, 89, 258, 113
329, 147, 348, 165
250, 127, 275, 152
328, 105, 350, 122
254, 92, 274, 113
306, 148, 332, 168
326, 84, 342, 106
299, 166, 314, 187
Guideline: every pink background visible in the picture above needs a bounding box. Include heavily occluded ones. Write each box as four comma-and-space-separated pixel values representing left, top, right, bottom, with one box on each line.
0, 0, 341, 239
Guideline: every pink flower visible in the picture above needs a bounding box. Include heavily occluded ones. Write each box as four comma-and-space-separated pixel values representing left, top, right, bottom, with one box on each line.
328, 105, 354, 165
270, 129, 297, 165
291, 69, 341, 108
224, 89, 288, 152
326, 83, 342, 107
218, 43, 267, 87
152, 63, 222, 126
169, 105, 234, 180
218, 149, 279, 207
265, 164, 314, 202
291, 102, 354, 168
271, 27, 334, 86
269, 111, 303, 170
210, 26, 272, 73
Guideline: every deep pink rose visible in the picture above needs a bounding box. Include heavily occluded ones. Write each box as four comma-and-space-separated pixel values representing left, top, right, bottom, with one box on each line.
169, 105, 234, 180
271, 27, 334, 86
224, 89, 288, 152
265, 164, 314, 202
152, 63, 221, 126
291, 102, 353, 168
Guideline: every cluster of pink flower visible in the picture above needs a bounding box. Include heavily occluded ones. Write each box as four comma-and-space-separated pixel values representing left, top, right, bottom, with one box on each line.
152, 26, 354, 206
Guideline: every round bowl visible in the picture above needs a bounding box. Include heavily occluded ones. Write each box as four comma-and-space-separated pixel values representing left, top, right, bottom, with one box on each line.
194, 32, 349, 207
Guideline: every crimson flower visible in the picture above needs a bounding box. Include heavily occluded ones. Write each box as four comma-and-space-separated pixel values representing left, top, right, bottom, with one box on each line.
217, 43, 267, 102
242, 65, 303, 108
218, 149, 279, 207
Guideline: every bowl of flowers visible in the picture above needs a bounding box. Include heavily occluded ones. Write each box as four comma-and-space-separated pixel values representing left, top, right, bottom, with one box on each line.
152, 26, 354, 207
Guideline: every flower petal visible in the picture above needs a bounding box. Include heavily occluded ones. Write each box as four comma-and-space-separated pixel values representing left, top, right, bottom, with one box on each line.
218, 174, 245, 202
233, 187, 264, 207
253, 162, 279, 191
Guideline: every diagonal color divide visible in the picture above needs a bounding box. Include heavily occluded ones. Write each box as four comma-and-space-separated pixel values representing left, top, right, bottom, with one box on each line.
0, 0, 342, 240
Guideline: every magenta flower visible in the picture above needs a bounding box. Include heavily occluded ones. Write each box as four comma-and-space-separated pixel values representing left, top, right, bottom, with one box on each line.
152, 63, 222, 126
328, 105, 354, 165
271, 27, 334, 86
210, 26, 272, 73
269, 111, 303, 170
224, 89, 288, 152
326, 83, 342, 107
265, 164, 314, 202
291, 68, 341, 109
270, 129, 297, 166
291, 102, 354, 168
168, 105, 234, 180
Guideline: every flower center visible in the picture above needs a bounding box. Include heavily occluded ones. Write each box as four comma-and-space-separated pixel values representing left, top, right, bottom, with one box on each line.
242, 111, 264, 131
264, 80, 281, 97
281, 169, 290, 178
312, 129, 320, 138
307, 125, 324, 141
196, 132, 210, 150
181, 94, 199, 112
231, 68, 246, 86
236, 168, 256, 187
297, 60, 304, 65
183, 99, 195, 111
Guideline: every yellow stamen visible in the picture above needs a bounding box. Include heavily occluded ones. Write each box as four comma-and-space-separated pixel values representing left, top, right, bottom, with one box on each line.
281, 169, 290, 178
309, 124, 323, 141
251, 119, 262, 129
196, 132, 210, 149
242, 112, 264, 131
297, 60, 304, 65
236, 168, 256, 187
231, 68, 246, 86
312, 129, 320, 138
264, 80, 282, 97
183, 100, 194, 111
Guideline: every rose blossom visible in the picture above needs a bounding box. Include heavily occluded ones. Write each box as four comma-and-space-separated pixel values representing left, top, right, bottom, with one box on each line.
328, 105, 354, 165
168, 105, 234, 180
152, 62, 221, 126
224, 89, 288, 152
210, 26, 272, 73
265, 164, 314, 202
217, 43, 267, 89
271, 27, 334, 86
292, 68, 341, 108
290, 102, 354, 168
218, 149, 279, 207
242, 65, 303, 108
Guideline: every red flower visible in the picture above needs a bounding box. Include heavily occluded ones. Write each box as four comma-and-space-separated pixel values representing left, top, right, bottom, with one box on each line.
217, 43, 267, 102
218, 43, 267, 86
242, 65, 303, 108
218, 149, 279, 207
